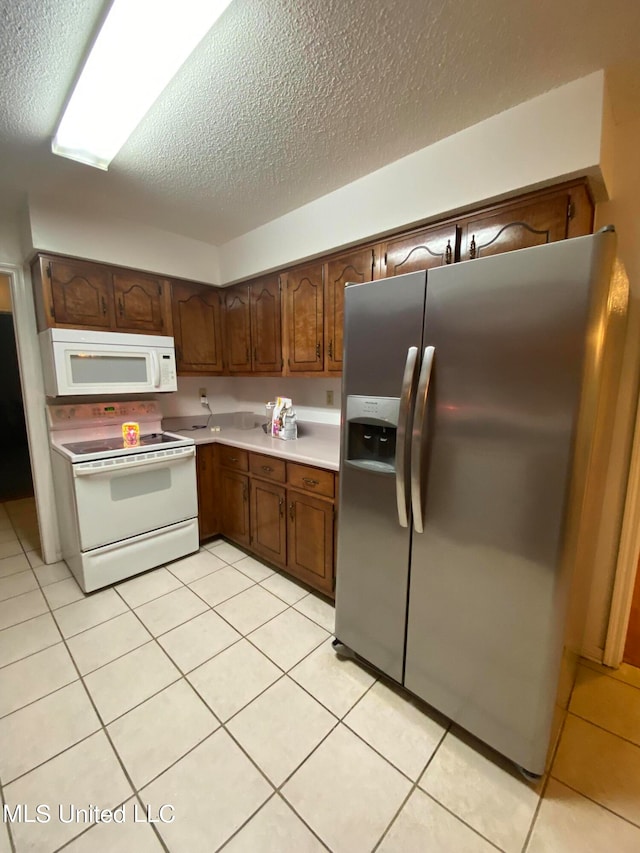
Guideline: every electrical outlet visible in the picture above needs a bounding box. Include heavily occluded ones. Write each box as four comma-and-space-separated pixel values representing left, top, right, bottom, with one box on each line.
199, 387, 207, 398
326, 390, 334, 406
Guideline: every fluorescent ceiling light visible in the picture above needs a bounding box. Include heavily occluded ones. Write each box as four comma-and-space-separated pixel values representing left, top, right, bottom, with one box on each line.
52, 0, 233, 170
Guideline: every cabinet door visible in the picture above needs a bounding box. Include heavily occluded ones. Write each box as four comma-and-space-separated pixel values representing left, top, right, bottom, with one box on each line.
325, 247, 374, 373
171, 282, 224, 374
251, 479, 286, 567
283, 263, 324, 373
459, 193, 569, 261
379, 224, 458, 278
224, 284, 252, 373
220, 470, 250, 547
47, 258, 114, 328
287, 490, 334, 596
196, 444, 219, 541
113, 271, 168, 334
250, 275, 282, 373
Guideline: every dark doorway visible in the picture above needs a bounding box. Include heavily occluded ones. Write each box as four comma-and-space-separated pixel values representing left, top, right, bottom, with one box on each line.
0, 310, 34, 501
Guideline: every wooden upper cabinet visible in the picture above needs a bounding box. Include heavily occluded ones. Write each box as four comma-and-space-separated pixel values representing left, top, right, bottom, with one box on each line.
250, 275, 282, 373
112, 271, 168, 333
379, 223, 458, 278
283, 262, 324, 373
224, 284, 252, 373
171, 281, 224, 374
459, 190, 576, 261
325, 247, 374, 372
44, 257, 114, 329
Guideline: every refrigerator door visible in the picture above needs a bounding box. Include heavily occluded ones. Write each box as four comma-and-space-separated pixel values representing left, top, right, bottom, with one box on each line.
335, 271, 426, 681
403, 234, 612, 774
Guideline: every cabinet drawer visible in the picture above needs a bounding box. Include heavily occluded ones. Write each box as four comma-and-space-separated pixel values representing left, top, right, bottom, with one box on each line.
218, 445, 249, 471
287, 463, 334, 498
250, 453, 286, 483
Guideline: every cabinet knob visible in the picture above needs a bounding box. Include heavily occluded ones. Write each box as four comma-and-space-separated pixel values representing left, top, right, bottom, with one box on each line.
316, 342, 321, 360
228, 456, 238, 463
262, 465, 273, 473
303, 477, 319, 487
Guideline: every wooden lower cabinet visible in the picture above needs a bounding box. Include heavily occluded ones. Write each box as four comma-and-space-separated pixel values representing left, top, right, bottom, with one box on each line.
196, 445, 219, 540
198, 443, 336, 596
220, 469, 250, 547
250, 479, 287, 568
287, 489, 334, 596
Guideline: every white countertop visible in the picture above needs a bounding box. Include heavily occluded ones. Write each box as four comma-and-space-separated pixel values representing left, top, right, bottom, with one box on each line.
166, 419, 341, 471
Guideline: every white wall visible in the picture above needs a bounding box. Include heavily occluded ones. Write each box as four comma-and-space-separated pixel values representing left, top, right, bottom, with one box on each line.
218, 72, 606, 283
158, 375, 342, 425
586, 81, 640, 659
27, 194, 221, 284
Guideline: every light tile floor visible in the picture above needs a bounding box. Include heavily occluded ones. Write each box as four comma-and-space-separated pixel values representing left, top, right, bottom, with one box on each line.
1, 498, 640, 851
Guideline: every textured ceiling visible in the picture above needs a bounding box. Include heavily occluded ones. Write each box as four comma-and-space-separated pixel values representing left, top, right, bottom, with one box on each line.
1, 0, 640, 246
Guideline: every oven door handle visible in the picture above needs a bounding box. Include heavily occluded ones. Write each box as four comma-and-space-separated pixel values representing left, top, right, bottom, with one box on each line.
73, 446, 195, 477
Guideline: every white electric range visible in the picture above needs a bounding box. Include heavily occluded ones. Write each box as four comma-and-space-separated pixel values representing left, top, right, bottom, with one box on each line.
48, 401, 199, 592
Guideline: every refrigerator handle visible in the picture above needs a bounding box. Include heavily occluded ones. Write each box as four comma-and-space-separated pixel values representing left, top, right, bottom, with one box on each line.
395, 346, 419, 528
410, 346, 435, 534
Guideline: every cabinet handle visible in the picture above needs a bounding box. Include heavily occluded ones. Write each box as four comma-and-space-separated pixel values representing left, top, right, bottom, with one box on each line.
228, 455, 238, 463
303, 477, 319, 487
118, 298, 124, 316
254, 347, 257, 363
101, 296, 107, 315
261, 465, 273, 474
243, 484, 248, 501
279, 497, 284, 517
469, 235, 477, 260
246, 346, 250, 363
289, 502, 295, 521
445, 239, 452, 264
328, 339, 333, 359
316, 342, 321, 360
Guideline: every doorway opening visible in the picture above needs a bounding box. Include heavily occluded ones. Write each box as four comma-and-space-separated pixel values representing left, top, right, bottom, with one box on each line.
624, 559, 640, 667
0, 273, 34, 502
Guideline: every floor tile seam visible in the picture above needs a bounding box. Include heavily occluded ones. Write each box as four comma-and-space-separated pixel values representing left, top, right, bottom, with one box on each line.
185, 574, 262, 611
520, 708, 571, 852
135, 602, 214, 641
50, 793, 143, 853
578, 660, 640, 694
0, 550, 26, 563
291, 599, 336, 633
417, 786, 507, 852
0, 638, 62, 673
71, 633, 160, 678
34, 572, 74, 589
286, 664, 375, 722
0, 671, 81, 722
184, 578, 288, 637
256, 577, 312, 608
165, 563, 226, 586
0, 773, 18, 853
214, 790, 333, 853
545, 773, 640, 831
580, 656, 640, 684
0, 564, 33, 581
566, 708, 640, 750
115, 574, 189, 611
53, 602, 132, 639
1, 723, 103, 789
241, 619, 330, 675
192, 669, 288, 729
5, 568, 157, 853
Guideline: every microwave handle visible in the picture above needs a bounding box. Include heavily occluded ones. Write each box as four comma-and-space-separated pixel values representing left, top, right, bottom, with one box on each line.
150, 351, 161, 388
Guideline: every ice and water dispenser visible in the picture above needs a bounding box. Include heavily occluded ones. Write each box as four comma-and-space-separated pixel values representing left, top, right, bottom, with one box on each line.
345, 396, 400, 473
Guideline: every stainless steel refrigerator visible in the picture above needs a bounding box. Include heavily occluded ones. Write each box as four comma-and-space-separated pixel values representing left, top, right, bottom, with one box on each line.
334, 227, 628, 776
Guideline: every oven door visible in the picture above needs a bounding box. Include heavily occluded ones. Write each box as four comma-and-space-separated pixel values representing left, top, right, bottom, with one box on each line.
72, 446, 197, 550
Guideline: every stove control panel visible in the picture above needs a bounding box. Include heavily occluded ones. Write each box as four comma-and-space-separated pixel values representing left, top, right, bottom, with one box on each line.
47, 401, 160, 429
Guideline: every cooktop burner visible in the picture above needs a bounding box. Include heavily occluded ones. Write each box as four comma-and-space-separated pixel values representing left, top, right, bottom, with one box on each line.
62, 432, 179, 455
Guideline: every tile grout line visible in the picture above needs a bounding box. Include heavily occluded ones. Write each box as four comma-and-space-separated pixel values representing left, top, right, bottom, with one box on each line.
546, 774, 640, 831
6, 550, 174, 853
565, 709, 640, 751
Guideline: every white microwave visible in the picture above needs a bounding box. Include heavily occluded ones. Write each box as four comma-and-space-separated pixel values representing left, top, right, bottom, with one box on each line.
39, 328, 178, 397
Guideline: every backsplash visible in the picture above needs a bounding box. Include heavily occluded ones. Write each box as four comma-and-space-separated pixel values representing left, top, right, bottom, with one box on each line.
157, 376, 342, 424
